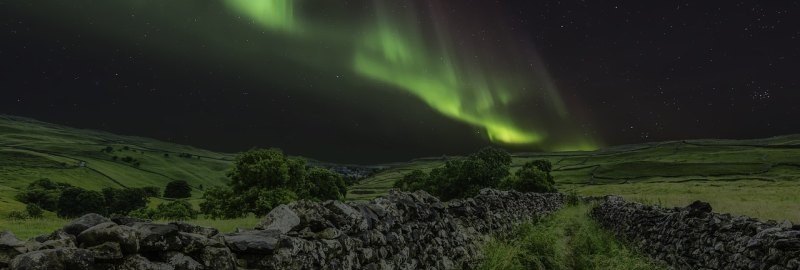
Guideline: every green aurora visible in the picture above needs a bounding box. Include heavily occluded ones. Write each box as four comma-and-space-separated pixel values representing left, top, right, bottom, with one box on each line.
9, 0, 599, 151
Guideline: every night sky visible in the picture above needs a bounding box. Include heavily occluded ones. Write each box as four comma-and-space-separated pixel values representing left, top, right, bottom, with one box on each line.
1, 1, 798, 163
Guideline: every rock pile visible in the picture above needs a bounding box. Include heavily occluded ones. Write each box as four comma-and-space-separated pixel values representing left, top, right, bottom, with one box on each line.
1, 189, 565, 270
591, 196, 800, 270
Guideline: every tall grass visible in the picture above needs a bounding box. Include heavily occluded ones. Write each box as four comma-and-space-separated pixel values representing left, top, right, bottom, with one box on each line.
480, 204, 663, 270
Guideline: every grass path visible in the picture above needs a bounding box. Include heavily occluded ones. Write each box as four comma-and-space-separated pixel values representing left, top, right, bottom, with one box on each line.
480, 204, 663, 270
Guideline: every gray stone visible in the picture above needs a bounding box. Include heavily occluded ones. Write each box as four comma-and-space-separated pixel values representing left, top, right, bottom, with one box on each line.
63, 213, 111, 236
256, 205, 301, 234
117, 254, 174, 270
223, 230, 281, 254
199, 247, 235, 270
88, 242, 123, 260
163, 251, 203, 270
1, 231, 27, 266
170, 222, 218, 238
76, 222, 140, 254
9, 248, 93, 270
132, 223, 182, 252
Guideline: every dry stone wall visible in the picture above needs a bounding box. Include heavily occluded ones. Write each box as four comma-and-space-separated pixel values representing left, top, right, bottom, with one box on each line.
0, 189, 566, 270
591, 196, 800, 270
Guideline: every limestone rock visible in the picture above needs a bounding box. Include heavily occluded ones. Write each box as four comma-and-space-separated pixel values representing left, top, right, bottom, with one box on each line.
63, 213, 111, 236
256, 205, 301, 234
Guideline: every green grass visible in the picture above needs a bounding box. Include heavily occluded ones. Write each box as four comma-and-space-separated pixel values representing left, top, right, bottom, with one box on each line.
348, 137, 800, 222
480, 204, 663, 270
0, 115, 234, 217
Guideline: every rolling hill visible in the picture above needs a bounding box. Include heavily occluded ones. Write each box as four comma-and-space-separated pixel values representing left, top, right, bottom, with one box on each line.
0, 115, 235, 215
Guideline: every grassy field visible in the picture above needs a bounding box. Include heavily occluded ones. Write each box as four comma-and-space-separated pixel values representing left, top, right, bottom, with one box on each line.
349, 137, 800, 223
480, 204, 664, 270
0, 115, 235, 218
2, 115, 799, 240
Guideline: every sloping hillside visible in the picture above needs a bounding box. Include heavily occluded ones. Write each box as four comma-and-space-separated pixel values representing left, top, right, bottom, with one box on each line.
0, 115, 235, 215
349, 136, 800, 221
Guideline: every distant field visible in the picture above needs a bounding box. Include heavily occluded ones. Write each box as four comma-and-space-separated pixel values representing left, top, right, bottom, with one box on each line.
0, 115, 235, 218
2, 115, 799, 238
348, 137, 800, 223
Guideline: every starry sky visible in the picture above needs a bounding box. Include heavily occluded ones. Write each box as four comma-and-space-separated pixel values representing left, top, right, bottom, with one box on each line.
1, 1, 798, 163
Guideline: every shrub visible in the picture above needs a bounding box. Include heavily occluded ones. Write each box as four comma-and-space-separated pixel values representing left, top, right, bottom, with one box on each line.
502, 160, 557, 193
140, 186, 161, 198
200, 186, 246, 219
307, 168, 347, 200
163, 180, 192, 199
25, 204, 44, 218
7, 211, 27, 221
57, 187, 106, 218
155, 200, 198, 220
395, 147, 513, 200
15, 178, 71, 211
102, 188, 149, 216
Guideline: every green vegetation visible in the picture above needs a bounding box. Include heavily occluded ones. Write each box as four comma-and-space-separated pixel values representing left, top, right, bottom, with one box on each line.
200, 148, 347, 219
351, 137, 800, 222
163, 180, 192, 199
394, 147, 556, 200
130, 200, 198, 220
480, 205, 663, 270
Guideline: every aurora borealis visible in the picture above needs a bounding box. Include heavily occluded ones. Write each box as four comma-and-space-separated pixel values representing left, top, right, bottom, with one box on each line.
217, 0, 592, 147
2, 0, 797, 162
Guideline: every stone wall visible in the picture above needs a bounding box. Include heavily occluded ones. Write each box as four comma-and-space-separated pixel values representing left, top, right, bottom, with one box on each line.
591, 196, 800, 270
1, 189, 565, 270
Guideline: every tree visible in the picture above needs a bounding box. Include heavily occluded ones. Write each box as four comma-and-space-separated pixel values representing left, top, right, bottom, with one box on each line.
502, 160, 557, 193
307, 168, 347, 200
199, 186, 246, 219
57, 187, 105, 218
250, 189, 298, 216
15, 179, 72, 211
26, 204, 43, 218
394, 147, 516, 200
163, 180, 192, 199
103, 188, 149, 216
228, 148, 291, 192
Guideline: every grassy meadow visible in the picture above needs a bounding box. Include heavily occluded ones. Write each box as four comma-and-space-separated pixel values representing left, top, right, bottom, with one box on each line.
1, 114, 799, 240
349, 136, 800, 223
480, 204, 664, 270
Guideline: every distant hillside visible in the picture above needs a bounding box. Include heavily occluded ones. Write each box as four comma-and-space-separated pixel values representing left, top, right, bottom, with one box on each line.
0, 115, 236, 215
348, 133, 800, 222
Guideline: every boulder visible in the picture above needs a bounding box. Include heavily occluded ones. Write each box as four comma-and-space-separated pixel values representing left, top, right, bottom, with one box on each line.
163, 252, 204, 270
131, 223, 182, 252
76, 222, 140, 254
63, 213, 111, 236
9, 248, 93, 270
87, 242, 123, 261
170, 222, 218, 238
117, 254, 174, 270
223, 230, 281, 254
256, 205, 300, 234
198, 247, 235, 270
0, 231, 26, 267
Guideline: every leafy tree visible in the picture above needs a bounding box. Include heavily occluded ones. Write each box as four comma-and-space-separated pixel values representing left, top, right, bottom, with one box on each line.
229, 148, 291, 192
199, 186, 247, 219
25, 204, 43, 218
394, 147, 515, 200
57, 187, 105, 218
163, 180, 192, 199
102, 188, 149, 216
249, 188, 298, 216
393, 169, 429, 192
502, 160, 557, 193
307, 167, 347, 200
15, 179, 72, 211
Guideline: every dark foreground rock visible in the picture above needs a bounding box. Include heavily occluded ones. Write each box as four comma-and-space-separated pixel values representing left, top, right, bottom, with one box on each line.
591, 196, 800, 270
1, 189, 565, 270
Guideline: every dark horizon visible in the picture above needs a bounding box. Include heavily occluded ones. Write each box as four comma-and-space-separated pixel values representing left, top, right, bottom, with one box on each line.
2, 1, 798, 163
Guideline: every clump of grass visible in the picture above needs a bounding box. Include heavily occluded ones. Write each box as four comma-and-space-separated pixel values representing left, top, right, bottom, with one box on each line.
480, 205, 663, 270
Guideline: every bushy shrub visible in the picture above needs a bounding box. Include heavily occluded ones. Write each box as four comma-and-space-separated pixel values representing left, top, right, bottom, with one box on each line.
163, 180, 192, 199
7, 211, 28, 221
394, 147, 513, 200
131, 200, 198, 220
200, 148, 349, 219
57, 187, 106, 218
199, 186, 246, 219
102, 188, 149, 216
502, 160, 557, 193
15, 178, 72, 211
141, 186, 161, 197
25, 204, 44, 218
